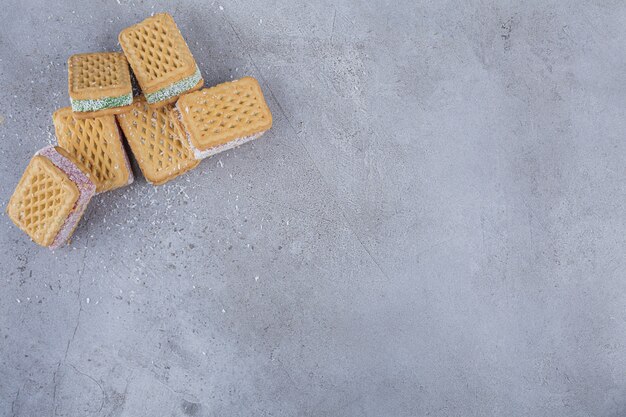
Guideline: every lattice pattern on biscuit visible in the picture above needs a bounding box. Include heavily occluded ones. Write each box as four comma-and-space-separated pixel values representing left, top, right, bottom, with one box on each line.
68, 53, 132, 104
53, 108, 130, 193
117, 98, 198, 184
119, 13, 194, 86
8, 156, 77, 247
71, 53, 122, 89
177, 77, 272, 150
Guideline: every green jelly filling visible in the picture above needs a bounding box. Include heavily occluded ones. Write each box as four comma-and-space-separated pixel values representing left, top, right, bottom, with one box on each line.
71, 93, 133, 113
145, 66, 203, 104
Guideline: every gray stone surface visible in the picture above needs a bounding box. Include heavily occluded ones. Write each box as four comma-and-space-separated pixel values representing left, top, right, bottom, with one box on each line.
1, 0, 625, 415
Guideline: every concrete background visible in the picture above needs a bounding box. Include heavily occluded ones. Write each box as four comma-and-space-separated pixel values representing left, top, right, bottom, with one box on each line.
1, 0, 625, 416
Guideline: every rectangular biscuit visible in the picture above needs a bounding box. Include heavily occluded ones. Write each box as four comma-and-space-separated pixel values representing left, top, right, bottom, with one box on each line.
7, 147, 95, 248
116, 97, 200, 185
172, 77, 273, 159
118, 13, 203, 106
53, 107, 133, 193
68, 52, 133, 117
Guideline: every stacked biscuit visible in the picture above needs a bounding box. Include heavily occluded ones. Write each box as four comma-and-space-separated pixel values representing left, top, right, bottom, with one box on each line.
7, 13, 273, 249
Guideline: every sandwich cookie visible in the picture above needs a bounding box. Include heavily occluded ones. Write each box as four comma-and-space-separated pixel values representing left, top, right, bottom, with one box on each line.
116, 96, 199, 185
68, 52, 133, 118
7, 146, 96, 249
119, 13, 203, 108
171, 77, 272, 160
53, 107, 133, 193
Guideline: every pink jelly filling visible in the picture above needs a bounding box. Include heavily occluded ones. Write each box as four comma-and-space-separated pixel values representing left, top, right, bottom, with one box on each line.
37, 146, 96, 249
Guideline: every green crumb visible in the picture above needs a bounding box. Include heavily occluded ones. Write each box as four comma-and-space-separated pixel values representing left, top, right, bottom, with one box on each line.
71, 93, 133, 113
145, 66, 203, 104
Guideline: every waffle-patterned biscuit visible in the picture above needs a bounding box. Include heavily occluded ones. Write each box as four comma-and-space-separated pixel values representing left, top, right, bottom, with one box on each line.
119, 13, 203, 107
53, 107, 133, 193
116, 97, 199, 185
68, 52, 133, 118
7, 146, 96, 249
171, 77, 272, 159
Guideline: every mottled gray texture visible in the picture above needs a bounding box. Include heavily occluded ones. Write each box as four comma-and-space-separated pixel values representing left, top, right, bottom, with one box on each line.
1, 0, 626, 416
